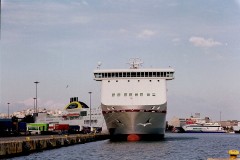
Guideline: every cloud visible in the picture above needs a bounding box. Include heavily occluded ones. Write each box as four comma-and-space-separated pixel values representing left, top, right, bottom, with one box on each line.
137, 29, 156, 38
236, 0, 240, 7
189, 36, 222, 47
172, 38, 181, 43
81, 0, 89, 6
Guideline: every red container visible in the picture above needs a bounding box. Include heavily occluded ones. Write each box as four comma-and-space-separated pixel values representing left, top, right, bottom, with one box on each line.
54, 124, 69, 131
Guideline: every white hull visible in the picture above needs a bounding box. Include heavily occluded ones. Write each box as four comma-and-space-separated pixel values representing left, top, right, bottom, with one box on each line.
233, 126, 240, 133
182, 124, 225, 133
102, 103, 167, 136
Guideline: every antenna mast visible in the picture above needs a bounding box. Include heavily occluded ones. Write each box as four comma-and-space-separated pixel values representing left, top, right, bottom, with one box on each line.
128, 58, 143, 69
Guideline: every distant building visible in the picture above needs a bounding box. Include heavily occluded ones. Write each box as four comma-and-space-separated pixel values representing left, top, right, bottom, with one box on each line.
169, 116, 187, 128
218, 120, 239, 128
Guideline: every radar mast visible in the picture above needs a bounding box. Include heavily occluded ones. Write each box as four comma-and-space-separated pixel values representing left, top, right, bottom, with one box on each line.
128, 58, 143, 69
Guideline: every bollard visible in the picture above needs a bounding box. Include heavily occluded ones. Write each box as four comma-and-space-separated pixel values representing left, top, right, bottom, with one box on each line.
228, 150, 239, 159
26, 137, 30, 141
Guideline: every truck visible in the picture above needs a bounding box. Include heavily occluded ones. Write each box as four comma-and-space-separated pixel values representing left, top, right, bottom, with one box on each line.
53, 124, 69, 134
18, 122, 27, 135
27, 123, 49, 135
68, 125, 80, 134
0, 119, 13, 136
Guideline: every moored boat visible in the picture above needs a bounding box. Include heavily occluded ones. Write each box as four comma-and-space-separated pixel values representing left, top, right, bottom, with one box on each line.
35, 97, 106, 133
93, 58, 175, 140
182, 122, 226, 133
233, 122, 240, 133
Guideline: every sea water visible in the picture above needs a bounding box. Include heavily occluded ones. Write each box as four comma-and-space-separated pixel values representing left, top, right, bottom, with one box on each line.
10, 133, 240, 160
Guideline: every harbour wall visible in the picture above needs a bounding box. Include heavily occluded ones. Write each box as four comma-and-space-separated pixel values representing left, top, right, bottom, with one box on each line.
0, 133, 109, 159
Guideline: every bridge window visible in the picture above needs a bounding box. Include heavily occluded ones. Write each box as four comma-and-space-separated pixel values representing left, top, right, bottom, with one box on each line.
94, 73, 101, 78
117, 93, 120, 97
145, 72, 149, 77
112, 93, 115, 97
124, 93, 127, 96
129, 93, 132, 96
147, 93, 150, 96
166, 72, 169, 77
137, 72, 140, 77
135, 93, 138, 96
141, 72, 144, 77
153, 72, 156, 77
140, 93, 143, 96
149, 72, 152, 77
119, 72, 122, 77
152, 93, 156, 96
123, 72, 126, 77
127, 72, 130, 77
131, 72, 136, 77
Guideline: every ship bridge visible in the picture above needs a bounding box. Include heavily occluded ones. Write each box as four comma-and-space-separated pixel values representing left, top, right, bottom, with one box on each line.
93, 68, 175, 81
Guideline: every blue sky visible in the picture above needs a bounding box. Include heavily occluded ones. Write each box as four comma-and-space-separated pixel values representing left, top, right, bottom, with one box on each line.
1, 0, 240, 121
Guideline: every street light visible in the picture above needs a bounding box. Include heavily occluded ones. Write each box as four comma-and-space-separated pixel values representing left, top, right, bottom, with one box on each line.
7, 103, 10, 118
33, 98, 36, 113
34, 81, 39, 113
88, 92, 92, 127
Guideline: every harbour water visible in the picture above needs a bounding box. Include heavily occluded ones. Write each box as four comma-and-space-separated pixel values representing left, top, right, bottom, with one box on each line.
9, 133, 240, 160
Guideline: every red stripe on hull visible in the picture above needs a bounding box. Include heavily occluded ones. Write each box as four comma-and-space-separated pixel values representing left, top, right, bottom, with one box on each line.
102, 110, 166, 114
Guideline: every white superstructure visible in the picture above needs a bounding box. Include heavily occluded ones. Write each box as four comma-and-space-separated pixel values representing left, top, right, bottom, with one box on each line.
94, 59, 174, 140
35, 97, 107, 132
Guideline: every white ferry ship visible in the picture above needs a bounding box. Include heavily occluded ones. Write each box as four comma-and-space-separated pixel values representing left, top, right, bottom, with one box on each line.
182, 122, 226, 133
35, 97, 106, 132
94, 59, 174, 140
233, 122, 240, 133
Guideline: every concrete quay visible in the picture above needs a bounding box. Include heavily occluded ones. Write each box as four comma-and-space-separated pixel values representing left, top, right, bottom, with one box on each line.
0, 133, 109, 159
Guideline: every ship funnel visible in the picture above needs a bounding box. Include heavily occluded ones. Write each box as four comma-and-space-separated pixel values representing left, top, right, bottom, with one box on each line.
70, 97, 78, 102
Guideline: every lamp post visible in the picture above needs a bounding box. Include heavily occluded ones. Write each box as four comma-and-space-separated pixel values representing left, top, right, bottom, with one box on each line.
7, 103, 10, 118
34, 81, 39, 113
88, 92, 92, 127
33, 98, 36, 113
